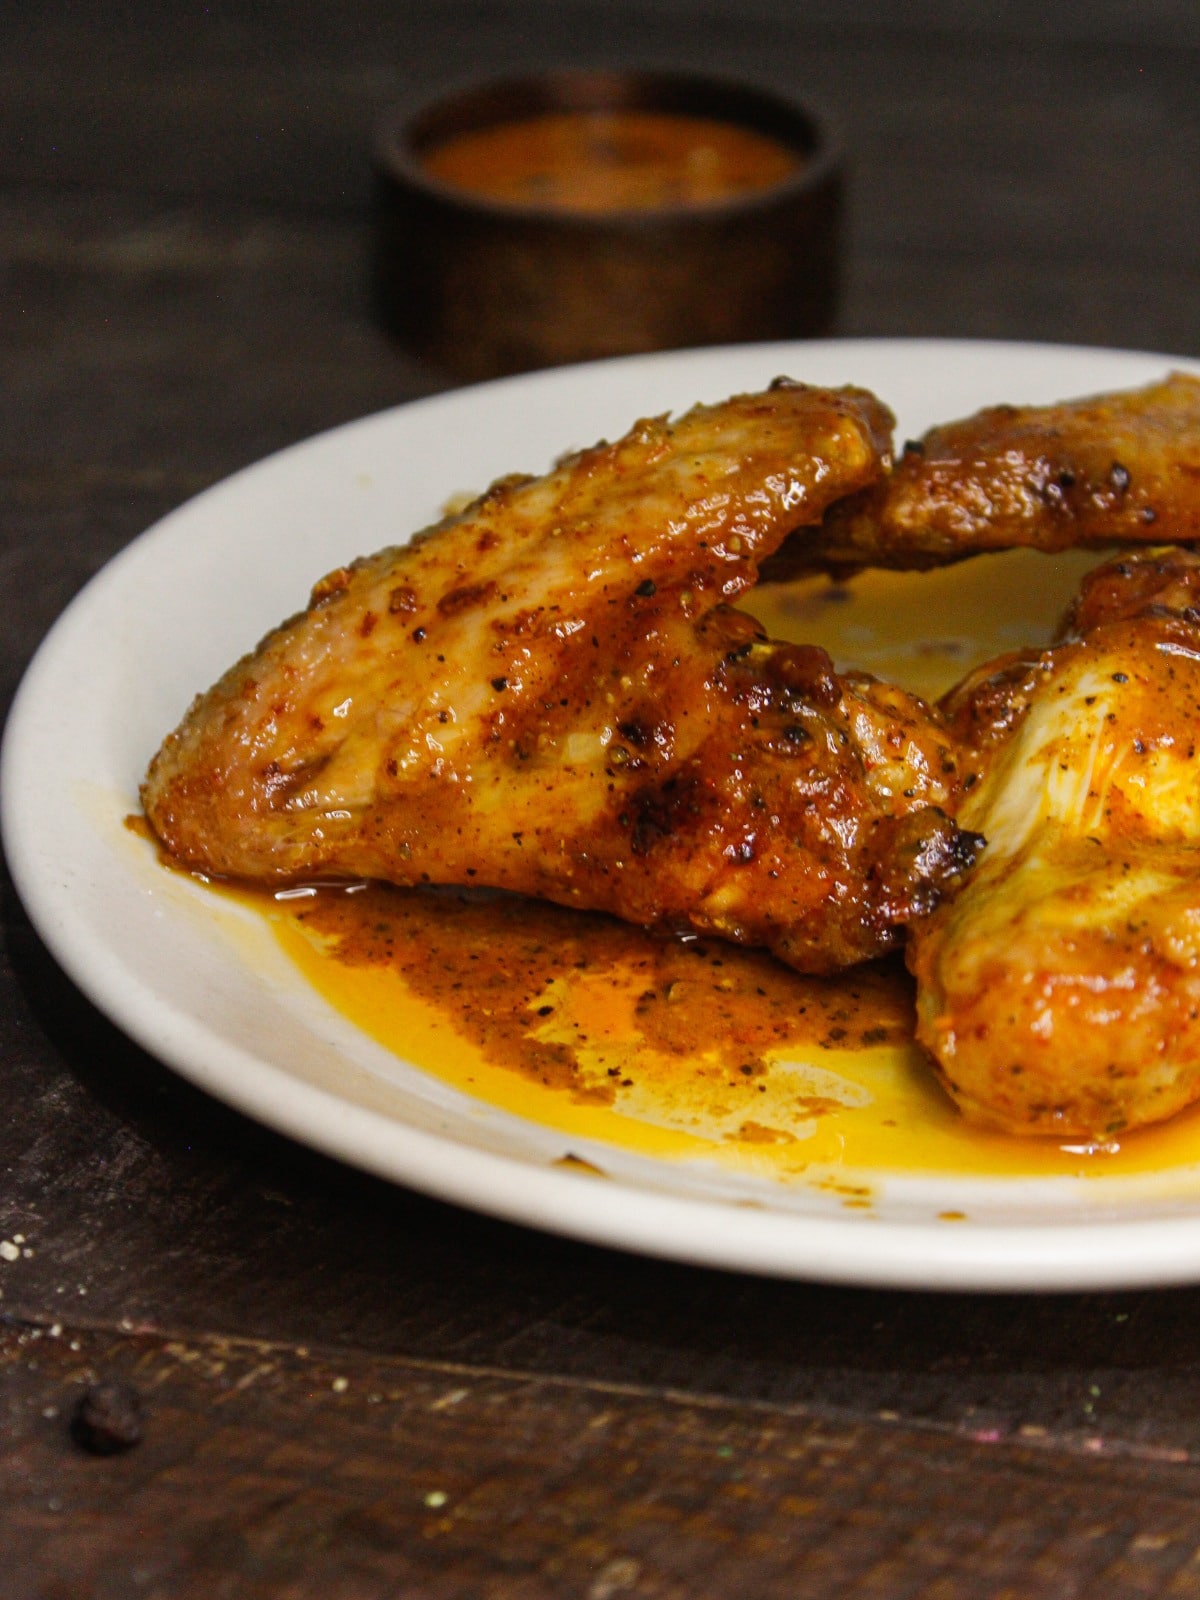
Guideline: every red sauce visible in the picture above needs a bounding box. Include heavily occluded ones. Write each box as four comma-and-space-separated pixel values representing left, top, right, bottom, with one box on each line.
421, 110, 801, 213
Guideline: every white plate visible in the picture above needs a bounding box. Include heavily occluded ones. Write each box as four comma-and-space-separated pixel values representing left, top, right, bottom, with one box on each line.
7, 337, 1200, 1292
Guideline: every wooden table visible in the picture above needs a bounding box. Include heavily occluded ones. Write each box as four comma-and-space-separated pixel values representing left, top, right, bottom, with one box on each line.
4, 4, 1200, 1594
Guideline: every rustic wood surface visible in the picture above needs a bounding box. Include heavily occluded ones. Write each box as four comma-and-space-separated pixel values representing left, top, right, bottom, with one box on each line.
3, 3, 1200, 1594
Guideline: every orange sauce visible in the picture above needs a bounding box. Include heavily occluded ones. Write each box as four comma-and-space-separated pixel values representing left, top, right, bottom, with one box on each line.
267, 877, 1200, 1183
199, 547, 1200, 1188
421, 110, 801, 213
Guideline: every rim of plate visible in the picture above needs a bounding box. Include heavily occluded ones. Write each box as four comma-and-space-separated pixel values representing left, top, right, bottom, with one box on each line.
6, 336, 1200, 1292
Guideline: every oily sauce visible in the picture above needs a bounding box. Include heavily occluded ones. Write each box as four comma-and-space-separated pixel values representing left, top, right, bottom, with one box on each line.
270, 873, 1200, 1182
274, 881, 918, 1174
421, 110, 801, 213
251, 549, 1200, 1185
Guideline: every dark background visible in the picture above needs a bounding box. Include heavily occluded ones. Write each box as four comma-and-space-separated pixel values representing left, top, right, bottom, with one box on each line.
4, 4, 1200, 1595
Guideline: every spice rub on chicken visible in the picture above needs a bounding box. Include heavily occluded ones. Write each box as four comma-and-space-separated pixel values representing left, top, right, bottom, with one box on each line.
142, 381, 976, 974
766, 371, 1200, 580
909, 548, 1200, 1138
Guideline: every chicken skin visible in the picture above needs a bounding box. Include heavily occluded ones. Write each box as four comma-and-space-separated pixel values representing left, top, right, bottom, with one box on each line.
143, 382, 976, 973
909, 548, 1200, 1138
145, 373, 1200, 1134
765, 372, 1200, 580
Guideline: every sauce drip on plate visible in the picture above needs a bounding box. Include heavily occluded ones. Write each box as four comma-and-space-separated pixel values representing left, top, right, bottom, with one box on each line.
421, 110, 801, 213
205, 548, 1200, 1185
269, 876, 1200, 1181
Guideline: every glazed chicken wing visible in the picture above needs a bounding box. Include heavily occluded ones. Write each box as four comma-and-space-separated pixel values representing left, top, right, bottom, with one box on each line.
765, 372, 1200, 580
909, 548, 1200, 1138
144, 382, 976, 973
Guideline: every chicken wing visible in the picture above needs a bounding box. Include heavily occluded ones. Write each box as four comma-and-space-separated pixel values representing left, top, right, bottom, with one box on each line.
143, 382, 976, 973
765, 372, 1200, 580
908, 547, 1200, 1137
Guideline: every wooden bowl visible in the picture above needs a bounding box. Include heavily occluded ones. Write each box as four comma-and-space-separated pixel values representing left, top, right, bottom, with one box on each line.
372, 70, 843, 382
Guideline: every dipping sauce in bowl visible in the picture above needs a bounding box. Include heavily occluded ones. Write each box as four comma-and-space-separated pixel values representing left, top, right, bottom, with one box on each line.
373, 71, 842, 380
421, 109, 803, 214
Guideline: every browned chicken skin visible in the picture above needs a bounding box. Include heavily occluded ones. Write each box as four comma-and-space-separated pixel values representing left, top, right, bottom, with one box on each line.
144, 372, 1200, 1135
765, 372, 1200, 580
910, 548, 1200, 1138
143, 382, 975, 973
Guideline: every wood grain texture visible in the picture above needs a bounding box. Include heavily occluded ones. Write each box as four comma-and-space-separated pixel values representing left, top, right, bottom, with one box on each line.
3, 7, 1196, 268
7, 1319, 1200, 1599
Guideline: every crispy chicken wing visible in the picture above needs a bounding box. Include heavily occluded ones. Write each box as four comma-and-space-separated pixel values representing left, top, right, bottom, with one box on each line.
144, 382, 976, 973
909, 548, 1200, 1137
765, 372, 1200, 580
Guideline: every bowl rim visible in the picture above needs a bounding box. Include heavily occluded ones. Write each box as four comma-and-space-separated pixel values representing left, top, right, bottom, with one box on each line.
373, 67, 843, 228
